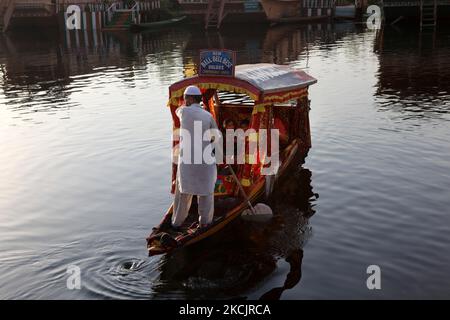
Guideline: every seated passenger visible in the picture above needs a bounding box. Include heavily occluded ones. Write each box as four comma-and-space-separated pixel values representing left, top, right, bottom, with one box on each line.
223, 118, 235, 131
239, 119, 250, 131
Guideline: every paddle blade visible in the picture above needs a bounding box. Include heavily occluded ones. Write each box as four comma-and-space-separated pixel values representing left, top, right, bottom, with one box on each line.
241, 203, 273, 221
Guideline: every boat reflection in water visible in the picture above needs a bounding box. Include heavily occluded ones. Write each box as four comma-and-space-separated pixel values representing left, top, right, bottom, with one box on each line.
151, 163, 317, 300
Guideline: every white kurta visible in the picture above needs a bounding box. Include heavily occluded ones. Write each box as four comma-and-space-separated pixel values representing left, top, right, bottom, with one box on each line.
176, 103, 218, 196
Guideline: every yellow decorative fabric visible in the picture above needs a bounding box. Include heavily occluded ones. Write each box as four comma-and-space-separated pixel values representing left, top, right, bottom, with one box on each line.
169, 85, 308, 109
169, 83, 259, 105
263, 89, 308, 103
251, 105, 266, 114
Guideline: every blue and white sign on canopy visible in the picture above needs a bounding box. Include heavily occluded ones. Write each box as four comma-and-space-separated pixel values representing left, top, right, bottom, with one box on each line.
199, 50, 236, 77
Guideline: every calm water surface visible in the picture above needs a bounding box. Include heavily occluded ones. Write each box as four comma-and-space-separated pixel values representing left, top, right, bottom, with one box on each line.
1, 23, 450, 299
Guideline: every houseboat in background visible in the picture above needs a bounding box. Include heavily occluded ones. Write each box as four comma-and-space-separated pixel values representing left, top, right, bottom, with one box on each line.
381, 0, 450, 27
1, 0, 59, 31
10, 0, 439, 34
1, 0, 341, 32
180, 0, 335, 28
1, 0, 165, 32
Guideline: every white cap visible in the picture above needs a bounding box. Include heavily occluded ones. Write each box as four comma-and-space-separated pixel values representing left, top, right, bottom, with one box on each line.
184, 85, 202, 96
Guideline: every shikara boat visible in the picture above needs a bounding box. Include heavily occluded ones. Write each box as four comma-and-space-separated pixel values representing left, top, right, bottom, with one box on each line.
130, 16, 187, 31
146, 63, 317, 256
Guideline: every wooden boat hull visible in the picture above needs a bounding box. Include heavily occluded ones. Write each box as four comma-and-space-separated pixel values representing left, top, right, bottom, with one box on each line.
146, 138, 306, 256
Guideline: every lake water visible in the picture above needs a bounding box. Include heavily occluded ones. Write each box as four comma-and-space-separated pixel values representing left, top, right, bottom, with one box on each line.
1, 22, 450, 299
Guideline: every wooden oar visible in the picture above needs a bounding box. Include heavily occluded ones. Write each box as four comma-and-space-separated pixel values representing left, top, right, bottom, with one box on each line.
227, 165, 273, 218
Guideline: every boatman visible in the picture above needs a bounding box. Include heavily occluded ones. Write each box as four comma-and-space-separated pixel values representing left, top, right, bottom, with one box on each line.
172, 85, 219, 230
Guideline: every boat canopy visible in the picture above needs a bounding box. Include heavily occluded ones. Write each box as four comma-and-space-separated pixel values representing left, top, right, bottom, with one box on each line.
168, 63, 317, 107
